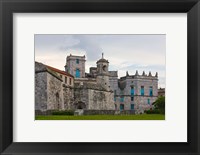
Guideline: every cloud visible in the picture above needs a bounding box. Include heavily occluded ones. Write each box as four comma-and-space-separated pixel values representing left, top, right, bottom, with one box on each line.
59, 35, 102, 61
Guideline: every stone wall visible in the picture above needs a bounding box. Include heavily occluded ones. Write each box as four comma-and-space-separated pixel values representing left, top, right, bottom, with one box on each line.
83, 110, 135, 115
46, 72, 63, 110
35, 72, 47, 111
74, 82, 115, 110
63, 84, 74, 110
88, 89, 115, 110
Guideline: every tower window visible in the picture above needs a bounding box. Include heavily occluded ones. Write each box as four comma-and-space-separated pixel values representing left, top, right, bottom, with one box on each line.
141, 86, 144, 96
131, 86, 134, 96
69, 78, 72, 85
76, 59, 79, 64
131, 96, 134, 101
103, 65, 107, 71
131, 104, 134, 110
65, 77, 67, 84
149, 86, 153, 96
120, 104, 124, 110
120, 96, 124, 102
75, 69, 80, 78
148, 98, 150, 104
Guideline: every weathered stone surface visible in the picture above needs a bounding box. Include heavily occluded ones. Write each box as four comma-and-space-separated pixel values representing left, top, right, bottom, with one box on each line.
47, 73, 63, 110
35, 53, 160, 115
110, 72, 158, 113
83, 110, 135, 115
74, 81, 115, 110
35, 62, 74, 112
35, 71, 47, 111
65, 55, 86, 78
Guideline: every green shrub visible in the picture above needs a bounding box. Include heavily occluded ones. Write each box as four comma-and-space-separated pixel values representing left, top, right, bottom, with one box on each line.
145, 109, 161, 114
153, 96, 165, 114
52, 110, 74, 115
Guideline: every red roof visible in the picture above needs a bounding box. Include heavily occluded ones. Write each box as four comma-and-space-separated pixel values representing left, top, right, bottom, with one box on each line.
46, 65, 74, 78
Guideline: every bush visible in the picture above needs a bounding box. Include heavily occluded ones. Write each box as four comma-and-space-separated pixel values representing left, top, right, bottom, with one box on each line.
145, 109, 161, 114
52, 110, 74, 115
153, 96, 165, 114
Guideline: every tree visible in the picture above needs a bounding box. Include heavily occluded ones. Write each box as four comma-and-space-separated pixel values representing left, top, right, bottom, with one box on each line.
153, 96, 165, 114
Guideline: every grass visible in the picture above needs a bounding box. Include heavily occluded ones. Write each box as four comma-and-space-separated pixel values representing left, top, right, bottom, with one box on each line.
35, 114, 165, 120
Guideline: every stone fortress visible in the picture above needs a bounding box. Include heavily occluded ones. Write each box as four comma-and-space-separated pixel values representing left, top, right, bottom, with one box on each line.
35, 53, 158, 115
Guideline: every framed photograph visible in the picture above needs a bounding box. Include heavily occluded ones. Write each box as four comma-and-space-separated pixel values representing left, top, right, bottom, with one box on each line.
0, 0, 200, 154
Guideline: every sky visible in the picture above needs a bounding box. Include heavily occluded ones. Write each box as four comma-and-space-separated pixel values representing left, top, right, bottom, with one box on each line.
35, 34, 166, 88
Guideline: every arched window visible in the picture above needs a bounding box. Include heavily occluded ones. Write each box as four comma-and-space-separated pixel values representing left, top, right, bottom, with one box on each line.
75, 69, 80, 78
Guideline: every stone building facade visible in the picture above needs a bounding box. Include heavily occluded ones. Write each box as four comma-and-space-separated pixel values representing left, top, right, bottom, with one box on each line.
81, 54, 158, 113
35, 53, 159, 114
35, 62, 74, 113
110, 71, 158, 114
64, 54, 86, 78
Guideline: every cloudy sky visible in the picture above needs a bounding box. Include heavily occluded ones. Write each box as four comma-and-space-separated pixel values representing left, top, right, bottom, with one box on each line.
35, 34, 165, 88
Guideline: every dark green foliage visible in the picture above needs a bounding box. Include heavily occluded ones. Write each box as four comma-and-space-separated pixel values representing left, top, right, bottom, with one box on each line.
153, 96, 165, 114
52, 110, 74, 115
145, 109, 160, 114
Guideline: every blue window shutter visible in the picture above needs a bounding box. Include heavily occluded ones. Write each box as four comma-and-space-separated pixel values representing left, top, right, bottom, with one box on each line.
149, 86, 153, 96
120, 96, 124, 102
131, 104, 134, 110
131, 87, 134, 96
75, 69, 80, 78
141, 86, 144, 96
120, 104, 124, 110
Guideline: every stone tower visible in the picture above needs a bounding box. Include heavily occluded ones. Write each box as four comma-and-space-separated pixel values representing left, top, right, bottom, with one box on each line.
96, 53, 110, 91
64, 54, 86, 78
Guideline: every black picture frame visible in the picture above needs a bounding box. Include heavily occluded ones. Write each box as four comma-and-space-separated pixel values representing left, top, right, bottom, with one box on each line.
0, 0, 200, 154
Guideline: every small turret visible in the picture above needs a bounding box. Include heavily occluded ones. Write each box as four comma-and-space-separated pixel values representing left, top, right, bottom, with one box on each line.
96, 53, 110, 91
148, 71, 152, 76
126, 71, 129, 76
135, 70, 139, 76
155, 72, 158, 77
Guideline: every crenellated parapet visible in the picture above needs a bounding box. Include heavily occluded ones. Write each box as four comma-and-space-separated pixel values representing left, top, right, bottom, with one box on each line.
121, 70, 158, 80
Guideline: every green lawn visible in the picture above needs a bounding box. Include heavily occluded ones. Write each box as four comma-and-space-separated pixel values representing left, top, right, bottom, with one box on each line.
35, 114, 165, 120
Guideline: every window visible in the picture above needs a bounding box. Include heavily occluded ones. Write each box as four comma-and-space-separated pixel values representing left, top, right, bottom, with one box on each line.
120, 96, 124, 102
114, 97, 116, 102
131, 104, 134, 110
114, 90, 117, 95
141, 86, 144, 96
131, 96, 134, 101
75, 69, 80, 78
65, 77, 67, 84
69, 78, 72, 85
60, 75, 62, 79
131, 86, 134, 96
149, 86, 153, 96
120, 104, 124, 110
148, 98, 150, 104
76, 59, 79, 64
